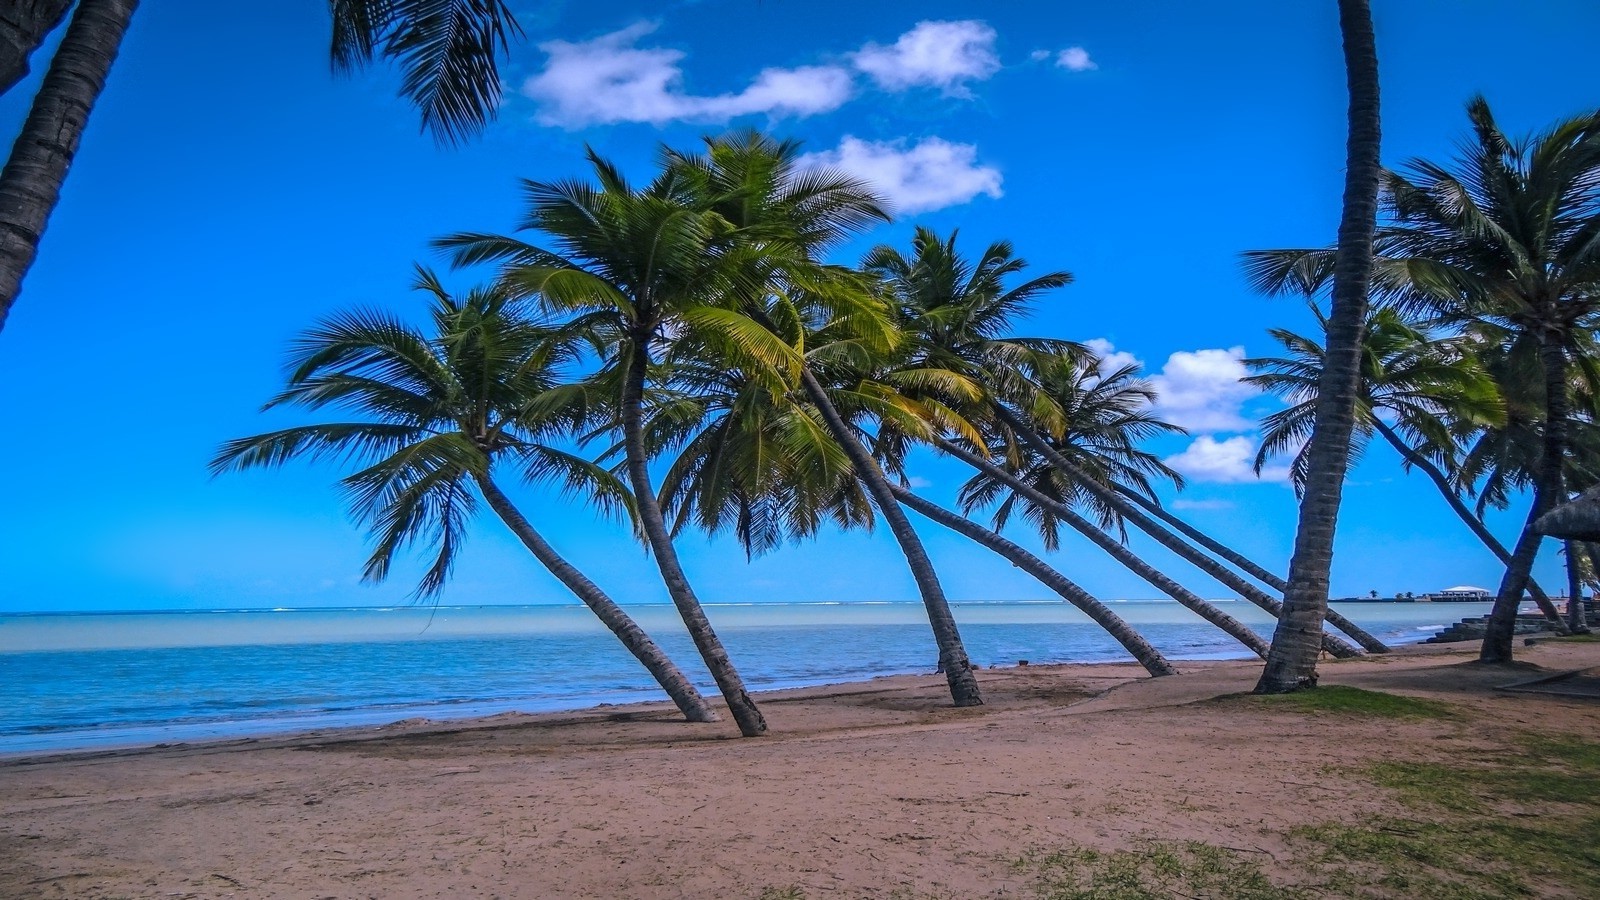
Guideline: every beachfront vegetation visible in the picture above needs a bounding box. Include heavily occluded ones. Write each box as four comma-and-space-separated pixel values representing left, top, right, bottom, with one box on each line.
1248, 95, 1600, 666
210, 274, 718, 723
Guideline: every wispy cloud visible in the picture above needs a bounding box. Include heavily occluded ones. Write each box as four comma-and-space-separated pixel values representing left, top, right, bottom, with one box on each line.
798, 136, 1002, 214
1170, 498, 1236, 511
851, 20, 1000, 95
523, 23, 854, 127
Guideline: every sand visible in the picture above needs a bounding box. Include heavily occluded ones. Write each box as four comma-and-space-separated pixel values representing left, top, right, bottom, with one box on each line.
3, 640, 1598, 899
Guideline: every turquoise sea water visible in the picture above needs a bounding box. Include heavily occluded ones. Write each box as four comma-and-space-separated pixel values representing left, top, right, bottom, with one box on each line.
0, 600, 1490, 755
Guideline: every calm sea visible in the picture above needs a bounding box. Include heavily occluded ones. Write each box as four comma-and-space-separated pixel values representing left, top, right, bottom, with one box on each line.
0, 600, 1488, 755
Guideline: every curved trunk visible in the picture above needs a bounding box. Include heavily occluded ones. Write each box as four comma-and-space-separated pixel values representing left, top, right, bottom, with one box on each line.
1371, 419, 1566, 629
622, 340, 766, 736
889, 483, 1177, 677
934, 439, 1269, 659
1483, 335, 1569, 663
473, 473, 718, 723
1114, 486, 1288, 593
1256, 0, 1383, 691
981, 412, 1375, 657
1566, 541, 1590, 634
0, 0, 138, 333
800, 368, 982, 705
0, 0, 74, 95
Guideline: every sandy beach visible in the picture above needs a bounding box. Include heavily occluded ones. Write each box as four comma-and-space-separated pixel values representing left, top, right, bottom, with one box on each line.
3, 640, 1597, 898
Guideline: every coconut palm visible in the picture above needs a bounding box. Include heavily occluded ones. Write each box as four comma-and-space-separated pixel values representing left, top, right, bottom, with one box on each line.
0, 0, 523, 334
1246, 97, 1600, 663
1240, 0, 1385, 692
211, 272, 716, 723
870, 227, 1386, 653
1248, 306, 1577, 629
674, 133, 988, 706
435, 146, 787, 736
0, 0, 72, 95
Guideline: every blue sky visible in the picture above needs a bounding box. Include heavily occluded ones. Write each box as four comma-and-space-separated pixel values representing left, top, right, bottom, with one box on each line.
2, 0, 1598, 612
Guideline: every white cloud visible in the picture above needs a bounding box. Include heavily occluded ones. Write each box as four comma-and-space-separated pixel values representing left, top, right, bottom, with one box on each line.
906, 475, 933, 489
1149, 347, 1257, 433
798, 136, 1002, 214
1171, 498, 1236, 511
523, 23, 853, 127
1164, 436, 1288, 484
851, 20, 1000, 94
1083, 337, 1142, 379
1056, 46, 1097, 72
1029, 49, 1052, 62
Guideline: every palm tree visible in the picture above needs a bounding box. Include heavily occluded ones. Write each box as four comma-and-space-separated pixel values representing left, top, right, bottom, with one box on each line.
941, 358, 1272, 660
437, 142, 847, 735
1243, 0, 1385, 692
681, 133, 988, 706
0, 0, 137, 334
0, 0, 523, 334
0, 0, 72, 95
870, 227, 1386, 654
889, 483, 1178, 676
1247, 98, 1600, 663
1247, 305, 1571, 629
211, 272, 717, 723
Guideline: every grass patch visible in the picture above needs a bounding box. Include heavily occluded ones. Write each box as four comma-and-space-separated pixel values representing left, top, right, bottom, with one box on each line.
1013, 841, 1299, 900
1537, 632, 1600, 643
1295, 730, 1600, 897
1249, 685, 1458, 719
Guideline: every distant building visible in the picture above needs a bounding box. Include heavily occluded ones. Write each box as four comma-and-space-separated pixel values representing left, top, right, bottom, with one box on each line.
1425, 585, 1493, 602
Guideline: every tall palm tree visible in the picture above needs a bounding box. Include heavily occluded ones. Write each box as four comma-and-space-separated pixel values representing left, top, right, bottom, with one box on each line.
211, 273, 716, 723
1247, 98, 1600, 663
436, 146, 784, 736
0, 0, 523, 334
1246, 0, 1384, 692
681, 133, 988, 706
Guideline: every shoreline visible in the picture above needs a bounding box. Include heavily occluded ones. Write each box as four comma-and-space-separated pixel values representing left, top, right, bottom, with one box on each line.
0, 638, 1451, 765
4, 639, 1597, 898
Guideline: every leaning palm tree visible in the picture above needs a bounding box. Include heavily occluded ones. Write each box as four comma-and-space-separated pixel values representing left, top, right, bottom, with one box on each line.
1247, 97, 1600, 663
670, 132, 988, 706
872, 226, 1386, 653
436, 145, 788, 735
0, 0, 523, 333
211, 272, 716, 724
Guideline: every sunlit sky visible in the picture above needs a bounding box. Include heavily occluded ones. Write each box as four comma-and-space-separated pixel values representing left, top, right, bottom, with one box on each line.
2, 0, 1598, 612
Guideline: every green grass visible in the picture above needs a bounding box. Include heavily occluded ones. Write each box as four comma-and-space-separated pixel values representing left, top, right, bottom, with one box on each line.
1293, 730, 1600, 898
1014, 842, 1297, 900
1248, 685, 1459, 719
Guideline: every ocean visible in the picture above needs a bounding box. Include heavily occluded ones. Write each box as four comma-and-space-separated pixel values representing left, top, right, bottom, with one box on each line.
0, 600, 1489, 756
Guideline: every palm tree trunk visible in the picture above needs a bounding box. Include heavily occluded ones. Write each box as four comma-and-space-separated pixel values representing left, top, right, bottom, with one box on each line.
621, 340, 766, 736
0, 0, 74, 95
936, 438, 1274, 660
1255, 0, 1382, 692
798, 368, 983, 705
473, 473, 719, 723
986, 408, 1378, 656
1113, 485, 1288, 592
1565, 540, 1590, 634
0, 0, 138, 333
1370, 418, 1567, 630
889, 482, 1178, 677
1482, 336, 1569, 663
